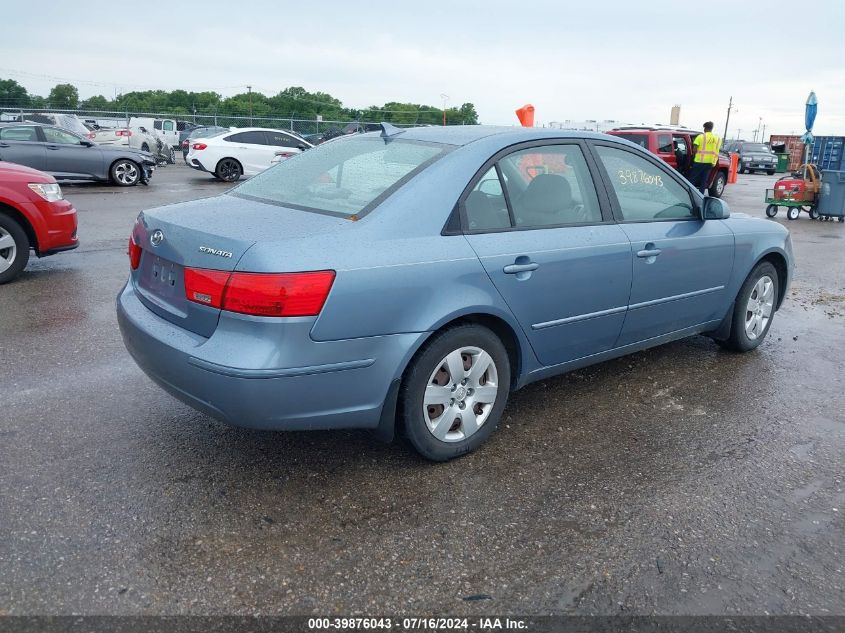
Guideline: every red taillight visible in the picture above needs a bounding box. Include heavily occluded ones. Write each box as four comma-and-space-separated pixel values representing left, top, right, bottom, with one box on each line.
116, 129, 133, 137
192, 142, 207, 150
181, 140, 189, 148
183, 268, 335, 317
183, 268, 230, 308
86, 132, 96, 139
128, 236, 142, 270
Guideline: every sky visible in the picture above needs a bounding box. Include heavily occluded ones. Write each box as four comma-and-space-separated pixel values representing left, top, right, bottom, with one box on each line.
3, 0, 844, 138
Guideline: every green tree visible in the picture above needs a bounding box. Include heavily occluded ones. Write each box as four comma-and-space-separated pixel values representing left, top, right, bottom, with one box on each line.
458, 102, 479, 124
0, 78, 29, 107
80, 95, 110, 110
48, 83, 79, 109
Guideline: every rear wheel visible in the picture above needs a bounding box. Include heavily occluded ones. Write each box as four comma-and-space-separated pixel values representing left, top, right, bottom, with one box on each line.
0, 212, 30, 284
400, 325, 510, 461
786, 206, 800, 220
110, 159, 141, 186
808, 207, 820, 220
765, 204, 778, 218
767, 170, 776, 175
215, 158, 242, 182
708, 171, 727, 198
719, 261, 778, 352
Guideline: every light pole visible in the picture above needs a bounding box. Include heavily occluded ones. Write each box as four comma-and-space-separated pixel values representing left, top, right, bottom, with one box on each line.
247, 85, 253, 125
440, 93, 449, 126
754, 116, 762, 142
723, 96, 737, 140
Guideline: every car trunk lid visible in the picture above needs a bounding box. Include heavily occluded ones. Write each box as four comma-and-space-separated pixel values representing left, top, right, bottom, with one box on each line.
131, 194, 350, 337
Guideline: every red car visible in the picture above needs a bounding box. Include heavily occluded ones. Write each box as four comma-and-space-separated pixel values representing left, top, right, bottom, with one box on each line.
607, 127, 730, 198
0, 162, 78, 283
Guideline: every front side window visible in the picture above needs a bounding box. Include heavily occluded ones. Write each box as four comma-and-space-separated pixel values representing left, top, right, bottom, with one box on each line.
265, 131, 300, 148
43, 127, 83, 145
497, 144, 602, 228
657, 134, 673, 153
0, 126, 38, 141
231, 137, 447, 217
594, 145, 695, 221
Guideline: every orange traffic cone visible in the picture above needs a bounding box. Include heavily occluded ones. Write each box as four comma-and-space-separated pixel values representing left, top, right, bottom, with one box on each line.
515, 104, 535, 127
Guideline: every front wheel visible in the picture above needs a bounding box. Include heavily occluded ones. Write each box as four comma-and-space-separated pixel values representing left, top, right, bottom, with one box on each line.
808, 207, 820, 220
110, 159, 141, 186
0, 212, 30, 284
708, 171, 727, 198
787, 206, 800, 221
765, 204, 778, 218
718, 261, 779, 352
215, 158, 242, 182
400, 325, 511, 461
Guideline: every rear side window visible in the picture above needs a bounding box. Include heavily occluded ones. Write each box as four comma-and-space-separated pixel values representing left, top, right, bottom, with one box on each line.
617, 133, 649, 149
657, 134, 673, 153
498, 145, 603, 228
594, 145, 695, 221
226, 131, 266, 144
231, 137, 448, 217
0, 126, 38, 141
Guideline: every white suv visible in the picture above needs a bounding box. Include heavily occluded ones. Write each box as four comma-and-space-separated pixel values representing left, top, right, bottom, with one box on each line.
187, 127, 313, 181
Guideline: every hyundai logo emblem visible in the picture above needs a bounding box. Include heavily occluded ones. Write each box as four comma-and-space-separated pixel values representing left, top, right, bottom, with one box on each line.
150, 230, 164, 247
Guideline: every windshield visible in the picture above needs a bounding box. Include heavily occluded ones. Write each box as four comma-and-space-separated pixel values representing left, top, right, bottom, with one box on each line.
742, 143, 771, 153
230, 136, 449, 217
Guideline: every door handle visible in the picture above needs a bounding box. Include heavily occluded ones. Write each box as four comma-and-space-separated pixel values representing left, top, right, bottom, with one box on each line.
0, 142, 9, 148
503, 262, 539, 274
46, 145, 61, 150
637, 242, 662, 258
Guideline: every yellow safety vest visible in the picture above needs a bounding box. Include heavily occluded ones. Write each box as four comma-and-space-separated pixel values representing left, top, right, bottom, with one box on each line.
693, 132, 721, 165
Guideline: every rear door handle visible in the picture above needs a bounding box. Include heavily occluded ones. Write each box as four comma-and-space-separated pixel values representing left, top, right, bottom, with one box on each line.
0, 142, 9, 148
46, 144, 61, 150
503, 262, 539, 274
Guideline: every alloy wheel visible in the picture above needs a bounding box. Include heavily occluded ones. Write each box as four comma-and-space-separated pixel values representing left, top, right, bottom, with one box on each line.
0, 227, 17, 274
744, 275, 774, 340
422, 346, 499, 442
114, 161, 139, 185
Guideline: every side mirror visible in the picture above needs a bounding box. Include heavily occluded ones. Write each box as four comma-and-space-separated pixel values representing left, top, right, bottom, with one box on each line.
702, 196, 730, 220
297, 143, 309, 151
81, 140, 95, 147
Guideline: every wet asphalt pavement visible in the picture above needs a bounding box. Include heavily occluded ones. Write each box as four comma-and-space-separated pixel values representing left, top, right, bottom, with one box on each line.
1, 164, 843, 616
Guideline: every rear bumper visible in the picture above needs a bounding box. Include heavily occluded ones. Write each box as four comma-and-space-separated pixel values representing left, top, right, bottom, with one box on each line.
188, 157, 209, 173
116, 281, 424, 431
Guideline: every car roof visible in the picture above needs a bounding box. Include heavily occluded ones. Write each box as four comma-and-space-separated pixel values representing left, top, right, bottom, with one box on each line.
357, 125, 616, 147
610, 126, 701, 135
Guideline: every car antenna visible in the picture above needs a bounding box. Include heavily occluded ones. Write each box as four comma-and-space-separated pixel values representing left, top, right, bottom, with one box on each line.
380, 122, 405, 138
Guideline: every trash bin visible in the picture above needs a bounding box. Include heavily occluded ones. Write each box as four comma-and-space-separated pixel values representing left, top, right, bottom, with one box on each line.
817, 170, 845, 220
776, 153, 790, 173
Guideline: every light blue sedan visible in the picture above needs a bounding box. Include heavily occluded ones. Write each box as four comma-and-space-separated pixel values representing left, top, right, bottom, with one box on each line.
117, 125, 793, 461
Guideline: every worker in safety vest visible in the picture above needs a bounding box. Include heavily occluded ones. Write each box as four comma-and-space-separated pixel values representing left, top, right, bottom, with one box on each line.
690, 121, 722, 193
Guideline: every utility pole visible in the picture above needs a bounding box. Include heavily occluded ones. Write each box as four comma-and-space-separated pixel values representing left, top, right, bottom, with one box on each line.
440, 93, 449, 126
754, 116, 762, 142
247, 85, 253, 126
722, 96, 733, 140
761, 123, 767, 144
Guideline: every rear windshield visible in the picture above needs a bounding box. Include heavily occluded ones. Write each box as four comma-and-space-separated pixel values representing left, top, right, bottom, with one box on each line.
742, 143, 770, 153
616, 133, 649, 149
230, 136, 449, 217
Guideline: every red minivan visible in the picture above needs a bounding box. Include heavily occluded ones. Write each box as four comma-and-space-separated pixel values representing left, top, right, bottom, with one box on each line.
0, 162, 78, 283
607, 127, 730, 198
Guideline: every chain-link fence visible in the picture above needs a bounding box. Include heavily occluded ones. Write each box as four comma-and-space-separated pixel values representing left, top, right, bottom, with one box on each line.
0, 107, 433, 136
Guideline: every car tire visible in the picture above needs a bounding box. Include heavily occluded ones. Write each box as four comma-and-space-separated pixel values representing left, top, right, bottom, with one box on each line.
787, 206, 800, 221
767, 170, 776, 175
400, 324, 511, 462
215, 158, 242, 182
0, 212, 30, 284
708, 171, 727, 198
167, 148, 176, 165
718, 261, 779, 353
110, 159, 141, 186
765, 204, 778, 218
